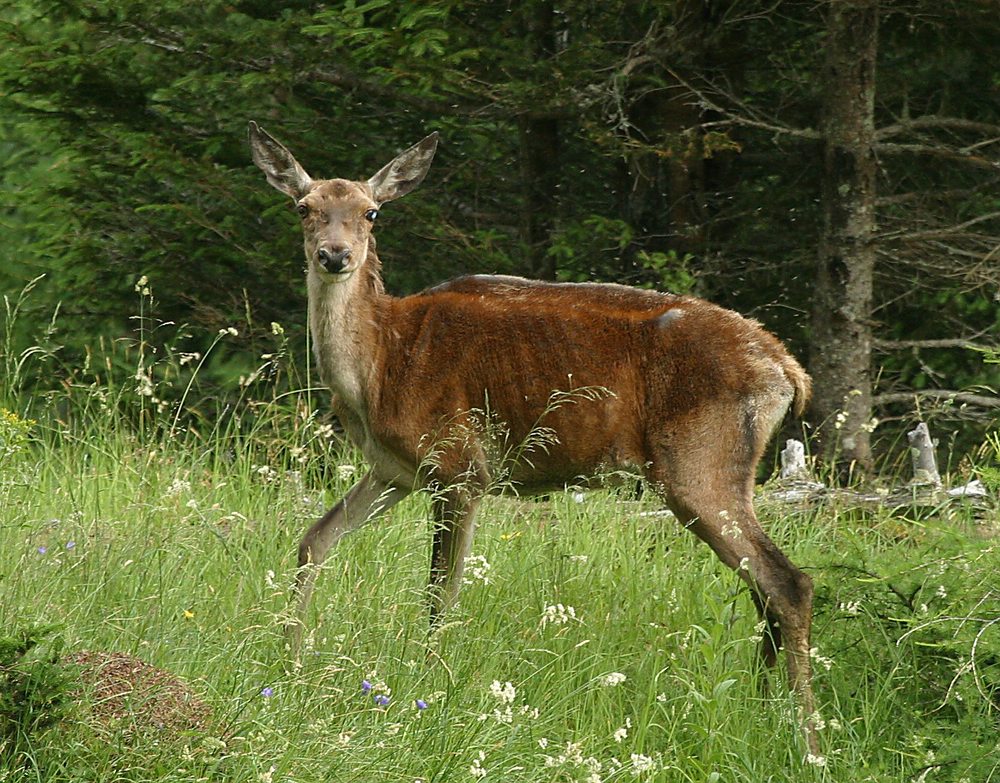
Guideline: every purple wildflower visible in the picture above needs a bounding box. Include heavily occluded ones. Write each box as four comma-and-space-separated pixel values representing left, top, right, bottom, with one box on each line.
415, 699, 428, 710
373, 694, 390, 707
361, 679, 372, 694
65, 541, 76, 550
37, 545, 47, 555
261, 686, 274, 698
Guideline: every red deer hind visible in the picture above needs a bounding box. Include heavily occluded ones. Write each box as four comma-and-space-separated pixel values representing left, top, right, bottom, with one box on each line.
248, 123, 819, 750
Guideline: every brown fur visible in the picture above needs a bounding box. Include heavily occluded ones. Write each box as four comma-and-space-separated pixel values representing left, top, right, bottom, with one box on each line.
248, 123, 820, 752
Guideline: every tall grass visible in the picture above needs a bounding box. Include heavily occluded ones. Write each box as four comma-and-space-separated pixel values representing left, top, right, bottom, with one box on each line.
1, 286, 998, 782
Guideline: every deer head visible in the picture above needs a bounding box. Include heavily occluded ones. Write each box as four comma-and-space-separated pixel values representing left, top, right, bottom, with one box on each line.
248, 122, 439, 279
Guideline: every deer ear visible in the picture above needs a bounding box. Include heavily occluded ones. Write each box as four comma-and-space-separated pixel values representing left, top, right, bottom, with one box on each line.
367, 132, 439, 205
248, 121, 313, 200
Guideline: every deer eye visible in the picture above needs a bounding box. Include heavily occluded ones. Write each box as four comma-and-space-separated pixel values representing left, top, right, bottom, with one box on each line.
296, 203, 309, 218
364, 208, 379, 222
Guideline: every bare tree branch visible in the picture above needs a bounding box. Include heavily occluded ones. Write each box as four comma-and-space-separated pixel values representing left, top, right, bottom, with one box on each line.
877, 115, 1000, 141
875, 142, 1000, 170
878, 211, 1000, 242
666, 69, 823, 141
873, 338, 997, 351
874, 390, 1000, 409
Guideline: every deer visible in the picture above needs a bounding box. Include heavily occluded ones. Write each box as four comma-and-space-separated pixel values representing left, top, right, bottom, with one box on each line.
248, 122, 819, 751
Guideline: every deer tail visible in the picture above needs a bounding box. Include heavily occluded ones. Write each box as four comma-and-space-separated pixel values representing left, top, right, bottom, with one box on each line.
784, 357, 812, 418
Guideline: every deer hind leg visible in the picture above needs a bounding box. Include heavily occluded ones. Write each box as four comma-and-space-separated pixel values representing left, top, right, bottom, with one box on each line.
646, 457, 818, 752
748, 589, 780, 675
428, 486, 481, 624
288, 472, 408, 646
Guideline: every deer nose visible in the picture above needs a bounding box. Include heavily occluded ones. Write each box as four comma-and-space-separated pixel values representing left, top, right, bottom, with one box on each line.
317, 246, 351, 273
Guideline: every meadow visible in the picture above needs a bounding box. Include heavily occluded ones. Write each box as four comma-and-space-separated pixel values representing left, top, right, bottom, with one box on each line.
1, 304, 998, 782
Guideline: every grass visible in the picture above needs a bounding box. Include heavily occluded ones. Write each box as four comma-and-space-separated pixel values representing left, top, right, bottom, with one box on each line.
0, 315, 998, 781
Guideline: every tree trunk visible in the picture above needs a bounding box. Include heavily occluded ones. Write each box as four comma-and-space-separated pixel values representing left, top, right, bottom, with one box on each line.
518, 0, 560, 281
519, 115, 560, 280
809, 0, 879, 475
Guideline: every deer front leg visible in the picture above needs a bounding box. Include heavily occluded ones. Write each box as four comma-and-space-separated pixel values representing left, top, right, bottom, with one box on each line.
288, 472, 408, 647
428, 489, 481, 624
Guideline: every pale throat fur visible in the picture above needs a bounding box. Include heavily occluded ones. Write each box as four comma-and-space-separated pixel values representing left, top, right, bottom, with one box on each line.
306, 238, 381, 414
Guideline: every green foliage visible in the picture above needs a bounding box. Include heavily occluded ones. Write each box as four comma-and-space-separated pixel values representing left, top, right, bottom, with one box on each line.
0, 408, 33, 466
0, 624, 75, 768
1, 0, 998, 458
976, 354, 1000, 494
812, 515, 1000, 779
976, 430, 1000, 495
550, 215, 634, 283
636, 250, 697, 294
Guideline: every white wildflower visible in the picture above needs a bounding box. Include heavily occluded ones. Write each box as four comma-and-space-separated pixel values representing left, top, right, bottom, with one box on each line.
583, 757, 603, 781
601, 672, 627, 687
265, 570, 278, 590
721, 522, 742, 539
540, 603, 577, 627
463, 554, 492, 585
178, 351, 201, 366
165, 478, 191, 497
134, 367, 155, 397
629, 753, 657, 776
538, 738, 548, 749
839, 600, 861, 615
805, 753, 827, 767
810, 646, 834, 671
613, 718, 631, 742
489, 680, 516, 704
470, 751, 487, 779
569, 554, 589, 563
134, 274, 149, 293
270, 321, 284, 335
564, 742, 585, 765
936, 585, 947, 599
316, 423, 337, 439
336, 463, 356, 480
254, 464, 278, 483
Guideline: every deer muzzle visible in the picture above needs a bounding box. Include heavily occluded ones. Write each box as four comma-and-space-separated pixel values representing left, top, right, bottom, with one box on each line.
317, 246, 352, 274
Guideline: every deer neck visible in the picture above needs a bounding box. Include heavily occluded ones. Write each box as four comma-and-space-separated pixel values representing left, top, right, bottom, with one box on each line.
307, 262, 388, 413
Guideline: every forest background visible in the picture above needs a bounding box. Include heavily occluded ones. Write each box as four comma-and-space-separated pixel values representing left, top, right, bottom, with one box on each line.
1, 0, 999, 473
